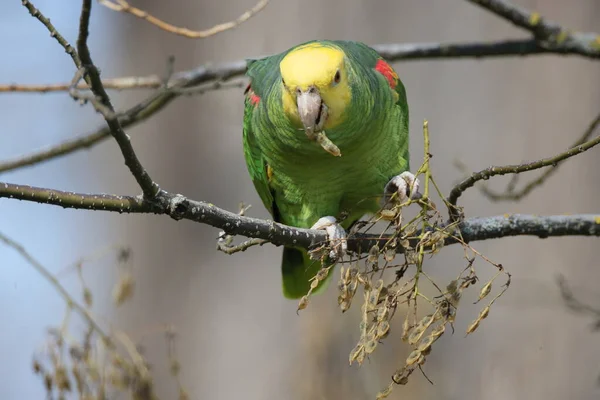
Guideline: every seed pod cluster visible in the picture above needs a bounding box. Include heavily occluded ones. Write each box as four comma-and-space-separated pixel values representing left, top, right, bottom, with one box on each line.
337, 265, 360, 312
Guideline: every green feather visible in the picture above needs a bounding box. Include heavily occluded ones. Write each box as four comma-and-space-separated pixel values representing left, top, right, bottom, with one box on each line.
242, 40, 410, 299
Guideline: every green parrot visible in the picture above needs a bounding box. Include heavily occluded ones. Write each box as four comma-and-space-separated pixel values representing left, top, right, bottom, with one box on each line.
242, 40, 419, 299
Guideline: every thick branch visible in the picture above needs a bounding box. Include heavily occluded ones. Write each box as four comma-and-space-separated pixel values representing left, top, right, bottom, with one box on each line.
448, 112, 600, 220
3, 37, 599, 94
465, 0, 600, 57
1, 182, 598, 252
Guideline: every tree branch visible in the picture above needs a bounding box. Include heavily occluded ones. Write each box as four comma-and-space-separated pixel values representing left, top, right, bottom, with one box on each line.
98, 0, 269, 39
3, 36, 600, 95
447, 111, 600, 220
1, 181, 598, 252
465, 0, 600, 57
74, 0, 159, 198
462, 111, 600, 202
0, 59, 246, 174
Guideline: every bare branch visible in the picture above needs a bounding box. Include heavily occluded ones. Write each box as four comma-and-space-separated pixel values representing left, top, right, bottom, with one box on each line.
447, 111, 600, 220
1, 181, 598, 252
74, 0, 159, 198
217, 237, 269, 255
21, 0, 81, 65
0, 60, 245, 175
465, 0, 600, 57
0, 76, 163, 93
98, 0, 269, 39
463, 112, 600, 202
4, 35, 600, 95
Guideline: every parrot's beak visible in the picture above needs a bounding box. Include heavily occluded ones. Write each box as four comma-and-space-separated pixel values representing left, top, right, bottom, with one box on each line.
296, 87, 328, 138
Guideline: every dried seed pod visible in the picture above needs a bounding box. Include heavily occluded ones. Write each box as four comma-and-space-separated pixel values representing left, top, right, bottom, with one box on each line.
357, 272, 367, 285
408, 326, 425, 345
417, 354, 426, 365
430, 324, 446, 340
316, 268, 330, 281
401, 318, 412, 342
384, 247, 396, 262
479, 281, 492, 301
396, 376, 409, 385
404, 223, 417, 237
364, 339, 378, 354
377, 306, 389, 322
417, 314, 434, 329
417, 335, 435, 352
348, 280, 358, 296
359, 320, 368, 333
466, 319, 480, 335
310, 279, 319, 290
368, 245, 379, 265
380, 209, 397, 221
377, 321, 391, 338
479, 306, 490, 319
113, 273, 135, 306
316, 131, 341, 157
406, 350, 422, 366
446, 279, 458, 294
297, 296, 309, 312
339, 300, 351, 313
349, 343, 364, 365
376, 383, 394, 399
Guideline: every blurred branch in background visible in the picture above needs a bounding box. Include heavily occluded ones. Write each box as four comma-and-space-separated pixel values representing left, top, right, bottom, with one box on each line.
454, 112, 600, 202
98, 0, 270, 39
449, 111, 600, 219
0, 230, 188, 399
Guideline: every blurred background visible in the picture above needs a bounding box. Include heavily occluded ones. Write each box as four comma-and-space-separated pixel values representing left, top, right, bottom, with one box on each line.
1, 0, 599, 399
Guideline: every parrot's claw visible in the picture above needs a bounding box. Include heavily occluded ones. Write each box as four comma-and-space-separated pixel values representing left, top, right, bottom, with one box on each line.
384, 171, 421, 204
310, 216, 347, 260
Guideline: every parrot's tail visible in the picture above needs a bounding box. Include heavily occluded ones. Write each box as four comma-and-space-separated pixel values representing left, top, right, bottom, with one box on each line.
281, 247, 334, 299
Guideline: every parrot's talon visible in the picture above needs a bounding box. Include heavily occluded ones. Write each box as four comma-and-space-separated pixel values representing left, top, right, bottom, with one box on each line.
310, 216, 347, 260
384, 172, 421, 205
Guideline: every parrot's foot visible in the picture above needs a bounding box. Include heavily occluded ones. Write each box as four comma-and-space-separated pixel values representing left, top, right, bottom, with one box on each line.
310, 216, 347, 260
384, 171, 421, 204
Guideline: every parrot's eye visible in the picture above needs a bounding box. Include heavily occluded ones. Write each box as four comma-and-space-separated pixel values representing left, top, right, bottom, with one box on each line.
333, 70, 341, 84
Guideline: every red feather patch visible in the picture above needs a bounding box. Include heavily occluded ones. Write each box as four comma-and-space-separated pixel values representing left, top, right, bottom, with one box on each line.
375, 59, 398, 89
245, 83, 261, 106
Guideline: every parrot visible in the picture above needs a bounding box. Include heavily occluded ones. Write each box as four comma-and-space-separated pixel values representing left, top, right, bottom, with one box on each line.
242, 40, 420, 299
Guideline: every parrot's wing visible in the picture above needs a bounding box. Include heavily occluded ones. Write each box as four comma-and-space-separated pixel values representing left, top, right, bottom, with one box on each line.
242, 91, 277, 219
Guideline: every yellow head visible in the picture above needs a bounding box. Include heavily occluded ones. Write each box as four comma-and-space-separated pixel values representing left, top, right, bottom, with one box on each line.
279, 42, 352, 133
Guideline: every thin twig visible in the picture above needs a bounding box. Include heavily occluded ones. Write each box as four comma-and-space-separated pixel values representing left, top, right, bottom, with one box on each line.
447, 112, 600, 220
98, 0, 269, 39
217, 237, 268, 255
21, 0, 81, 65
460, 112, 600, 202
0, 232, 112, 344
